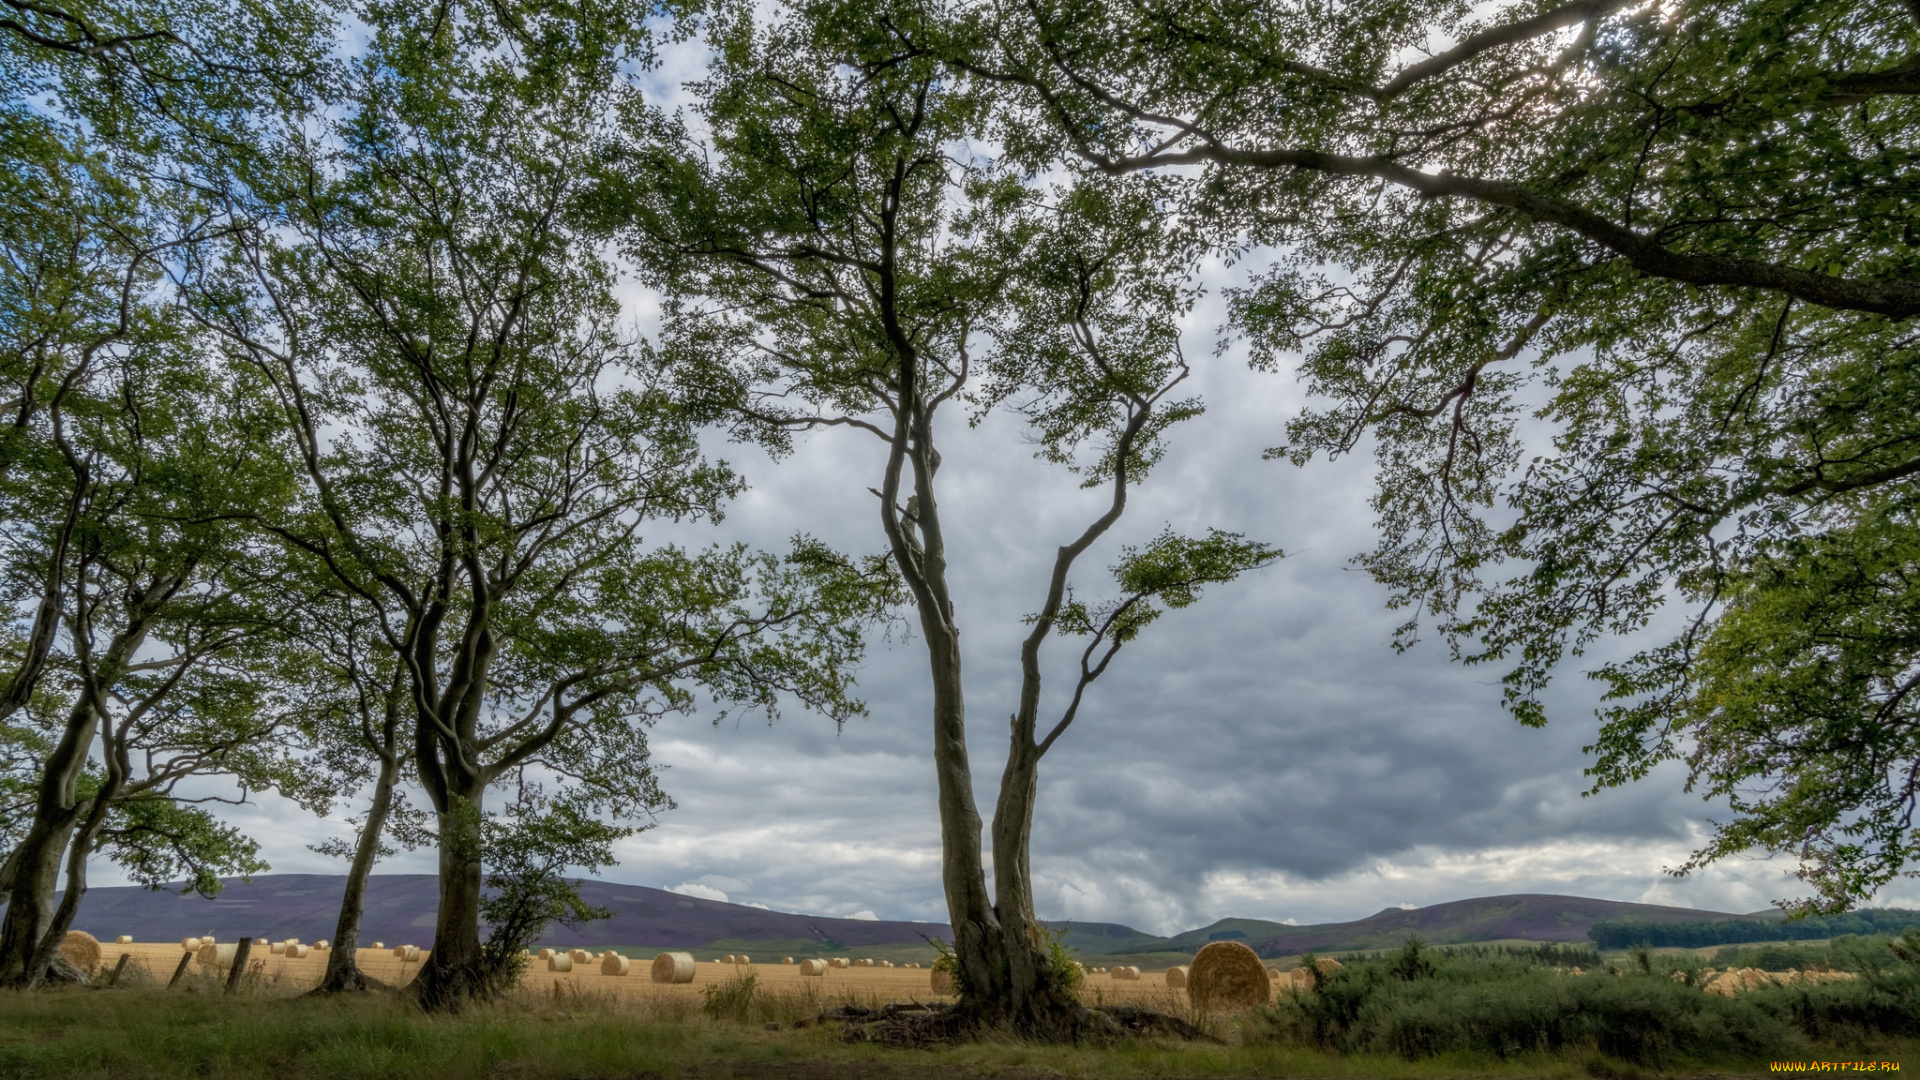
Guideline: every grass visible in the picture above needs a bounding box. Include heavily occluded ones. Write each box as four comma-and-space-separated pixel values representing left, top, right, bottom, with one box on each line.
3, 938, 1917, 1079
0, 985, 1613, 1080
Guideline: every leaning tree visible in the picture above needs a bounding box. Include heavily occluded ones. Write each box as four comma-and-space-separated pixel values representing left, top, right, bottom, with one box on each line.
602, 0, 1276, 1031
190, 0, 898, 1008
965, 0, 1920, 910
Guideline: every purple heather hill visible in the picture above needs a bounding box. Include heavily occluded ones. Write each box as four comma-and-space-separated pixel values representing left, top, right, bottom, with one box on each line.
50, 874, 954, 949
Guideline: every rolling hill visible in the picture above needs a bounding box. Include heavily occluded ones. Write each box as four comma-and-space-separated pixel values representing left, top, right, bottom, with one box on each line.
35, 875, 1780, 959
1146, 894, 1775, 958
45, 874, 955, 951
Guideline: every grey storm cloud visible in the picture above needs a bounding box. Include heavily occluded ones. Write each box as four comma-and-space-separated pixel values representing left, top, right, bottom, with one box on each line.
136, 249, 1920, 937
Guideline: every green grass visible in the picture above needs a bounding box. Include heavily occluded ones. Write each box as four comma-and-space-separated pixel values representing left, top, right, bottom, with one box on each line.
0, 986, 1629, 1080
3, 937, 1917, 1080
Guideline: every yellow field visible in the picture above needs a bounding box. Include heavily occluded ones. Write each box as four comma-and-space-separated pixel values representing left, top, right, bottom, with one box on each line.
95, 942, 1203, 1008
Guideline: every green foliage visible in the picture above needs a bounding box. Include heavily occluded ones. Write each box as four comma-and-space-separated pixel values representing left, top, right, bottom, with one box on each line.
1040, 924, 1084, 992
698, 971, 761, 1023
97, 794, 268, 896
1058, 528, 1281, 645
1260, 937, 1920, 1065
966, 0, 1920, 910
1388, 936, 1436, 982
471, 791, 622, 992
1592, 910, 1920, 949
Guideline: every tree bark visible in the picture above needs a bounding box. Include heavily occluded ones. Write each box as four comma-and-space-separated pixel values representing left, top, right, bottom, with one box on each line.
989, 737, 1081, 1029
312, 750, 399, 994
923, 618, 1009, 1011
25, 785, 114, 987
0, 696, 99, 985
408, 785, 487, 1009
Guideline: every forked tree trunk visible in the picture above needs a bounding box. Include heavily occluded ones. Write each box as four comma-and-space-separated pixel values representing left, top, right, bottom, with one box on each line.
0, 806, 86, 985
313, 752, 399, 994
989, 741, 1081, 1031
409, 786, 488, 1010
923, 622, 1009, 1010
0, 697, 100, 985
25, 778, 117, 986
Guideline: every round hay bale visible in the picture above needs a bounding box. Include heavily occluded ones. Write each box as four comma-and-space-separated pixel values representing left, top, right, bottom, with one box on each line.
880, 960, 893, 968
1188, 941, 1270, 1012
906, 962, 921, 969
930, 968, 954, 994
601, 954, 630, 976
651, 951, 696, 984
316, 941, 330, 950
1314, 957, 1344, 975
285, 944, 310, 959
799, 958, 828, 976
269, 941, 286, 955
58, 931, 101, 972
782, 957, 794, 965
855, 958, 874, 967
1114, 965, 1141, 981
1166, 965, 1190, 989
181, 937, 202, 952
371, 942, 385, 950
568, 949, 591, 964
115, 935, 133, 945
735, 954, 750, 965
723, 954, 736, 964
196, 942, 238, 969
830, 957, 850, 968
547, 953, 573, 972
538, 948, 554, 960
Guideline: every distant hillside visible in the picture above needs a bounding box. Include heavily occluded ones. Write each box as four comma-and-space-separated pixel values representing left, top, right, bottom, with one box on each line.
1166, 895, 1771, 959
1589, 908, 1920, 949
35, 876, 1782, 960
45, 874, 954, 951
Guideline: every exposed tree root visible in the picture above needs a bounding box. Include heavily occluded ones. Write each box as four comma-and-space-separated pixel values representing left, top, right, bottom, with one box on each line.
302, 966, 391, 997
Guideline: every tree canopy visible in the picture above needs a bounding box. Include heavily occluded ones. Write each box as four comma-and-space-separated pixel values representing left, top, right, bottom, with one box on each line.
960, 0, 1920, 911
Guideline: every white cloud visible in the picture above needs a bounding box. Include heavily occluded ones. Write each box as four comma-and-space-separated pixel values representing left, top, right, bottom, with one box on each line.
846, 910, 879, 921
665, 883, 729, 903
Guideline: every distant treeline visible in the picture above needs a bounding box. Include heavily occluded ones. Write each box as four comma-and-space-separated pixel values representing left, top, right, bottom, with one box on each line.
1589, 910, 1920, 949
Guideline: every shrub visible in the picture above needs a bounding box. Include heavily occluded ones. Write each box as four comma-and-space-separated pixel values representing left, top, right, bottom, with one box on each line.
1256, 939, 1871, 1067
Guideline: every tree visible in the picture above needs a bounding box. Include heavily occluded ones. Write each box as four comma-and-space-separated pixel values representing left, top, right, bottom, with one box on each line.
0, 0, 332, 982
964, 0, 1920, 910
192, 0, 898, 1008
288, 594, 423, 994
604, 0, 1275, 1030
0, 310, 309, 986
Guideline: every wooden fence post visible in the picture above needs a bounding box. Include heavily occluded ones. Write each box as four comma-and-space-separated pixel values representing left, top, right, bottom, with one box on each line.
224, 937, 253, 995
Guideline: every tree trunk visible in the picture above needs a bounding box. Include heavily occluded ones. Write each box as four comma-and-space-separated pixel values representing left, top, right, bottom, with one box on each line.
312, 751, 398, 994
0, 807, 84, 985
989, 737, 1083, 1032
25, 785, 114, 987
0, 697, 99, 985
408, 785, 487, 1010
922, 621, 1010, 1014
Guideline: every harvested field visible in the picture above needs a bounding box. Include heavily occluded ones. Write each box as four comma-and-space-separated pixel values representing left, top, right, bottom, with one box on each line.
87, 941, 1198, 1007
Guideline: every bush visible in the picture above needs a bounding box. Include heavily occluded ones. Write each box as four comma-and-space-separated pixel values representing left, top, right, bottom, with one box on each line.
699, 972, 760, 1023
1256, 934, 1920, 1067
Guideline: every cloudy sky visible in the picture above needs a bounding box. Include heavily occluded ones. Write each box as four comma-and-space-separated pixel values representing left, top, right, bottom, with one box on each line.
141, 256, 1920, 937
94, 35, 1920, 938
